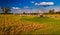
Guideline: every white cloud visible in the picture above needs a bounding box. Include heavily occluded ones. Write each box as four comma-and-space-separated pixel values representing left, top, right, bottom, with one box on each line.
35, 2, 54, 6
35, 3, 38, 5
24, 6, 29, 9
31, 1, 35, 3
40, 2, 54, 5
12, 7, 20, 9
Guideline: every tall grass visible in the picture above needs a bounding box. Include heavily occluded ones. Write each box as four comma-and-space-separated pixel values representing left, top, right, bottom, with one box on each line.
0, 14, 60, 35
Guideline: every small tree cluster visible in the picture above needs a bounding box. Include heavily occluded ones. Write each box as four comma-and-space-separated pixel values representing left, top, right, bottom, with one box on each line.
49, 9, 55, 14
1, 7, 10, 14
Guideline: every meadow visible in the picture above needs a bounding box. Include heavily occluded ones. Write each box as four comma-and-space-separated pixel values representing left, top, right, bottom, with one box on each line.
0, 14, 60, 35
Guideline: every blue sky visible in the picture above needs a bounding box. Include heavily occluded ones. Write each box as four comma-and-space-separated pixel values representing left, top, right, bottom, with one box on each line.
0, 0, 60, 13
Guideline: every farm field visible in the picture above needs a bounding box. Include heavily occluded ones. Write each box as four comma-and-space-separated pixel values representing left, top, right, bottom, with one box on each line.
0, 14, 60, 35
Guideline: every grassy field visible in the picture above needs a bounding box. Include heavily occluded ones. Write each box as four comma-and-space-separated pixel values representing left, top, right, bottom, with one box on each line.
0, 14, 60, 35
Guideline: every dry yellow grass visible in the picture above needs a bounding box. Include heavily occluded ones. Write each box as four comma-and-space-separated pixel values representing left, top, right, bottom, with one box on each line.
0, 14, 45, 35
45, 14, 60, 20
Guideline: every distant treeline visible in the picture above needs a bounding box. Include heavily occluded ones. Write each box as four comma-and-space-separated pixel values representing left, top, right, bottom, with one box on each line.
0, 11, 60, 15
0, 7, 60, 15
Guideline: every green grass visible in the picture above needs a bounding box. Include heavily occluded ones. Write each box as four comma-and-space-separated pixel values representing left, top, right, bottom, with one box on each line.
21, 16, 60, 23
21, 16, 60, 34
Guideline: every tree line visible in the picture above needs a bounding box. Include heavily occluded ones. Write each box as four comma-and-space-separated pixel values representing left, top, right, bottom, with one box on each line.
0, 7, 60, 14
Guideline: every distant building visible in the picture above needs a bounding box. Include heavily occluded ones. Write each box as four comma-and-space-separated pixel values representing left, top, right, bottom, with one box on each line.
38, 10, 44, 17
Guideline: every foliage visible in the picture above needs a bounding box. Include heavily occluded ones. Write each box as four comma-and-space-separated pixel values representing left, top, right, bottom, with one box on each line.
1, 7, 10, 14
49, 9, 55, 14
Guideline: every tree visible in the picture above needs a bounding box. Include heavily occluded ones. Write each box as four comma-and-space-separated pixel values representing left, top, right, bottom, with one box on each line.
1, 7, 10, 14
23, 12, 26, 15
49, 9, 55, 14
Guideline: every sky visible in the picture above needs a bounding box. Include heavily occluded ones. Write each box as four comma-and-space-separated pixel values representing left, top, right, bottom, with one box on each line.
0, 0, 60, 13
